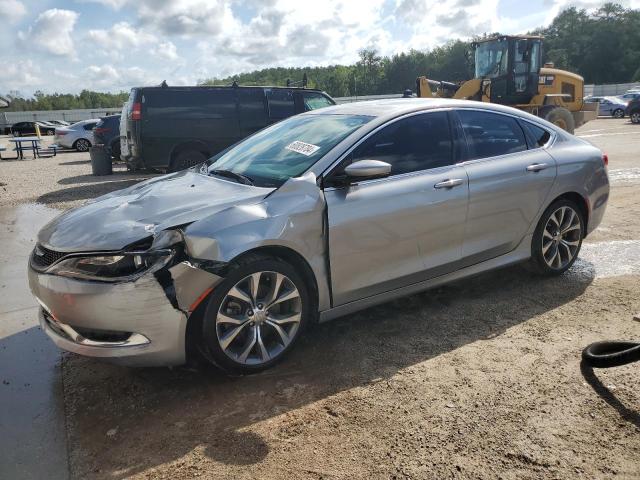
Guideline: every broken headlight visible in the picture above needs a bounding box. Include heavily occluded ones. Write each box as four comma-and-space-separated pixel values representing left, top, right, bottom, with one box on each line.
48, 250, 174, 282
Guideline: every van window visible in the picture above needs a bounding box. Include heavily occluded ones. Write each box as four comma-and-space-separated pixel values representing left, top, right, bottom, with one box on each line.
458, 110, 527, 159
144, 89, 236, 119
303, 92, 334, 111
267, 90, 295, 119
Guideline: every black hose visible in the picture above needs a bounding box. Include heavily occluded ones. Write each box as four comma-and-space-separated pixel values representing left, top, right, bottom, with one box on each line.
582, 341, 640, 368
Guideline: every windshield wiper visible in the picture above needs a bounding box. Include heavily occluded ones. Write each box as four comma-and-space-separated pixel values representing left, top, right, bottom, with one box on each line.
209, 169, 254, 186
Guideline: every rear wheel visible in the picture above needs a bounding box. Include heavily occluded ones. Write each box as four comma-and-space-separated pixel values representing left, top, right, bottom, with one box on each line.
74, 138, 91, 152
201, 256, 310, 374
528, 199, 584, 275
170, 150, 207, 172
540, 105, 575, 134
631, 111, 640, 124
612, 108, 624, 119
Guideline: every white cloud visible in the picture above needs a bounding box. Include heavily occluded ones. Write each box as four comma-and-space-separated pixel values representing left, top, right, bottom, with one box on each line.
86, 65, 155, 89
17, 9, 79, 57
0, 0, 26, 23
152, 41, 179, 61
0, 60, 42, 90
87, 22, 156, 50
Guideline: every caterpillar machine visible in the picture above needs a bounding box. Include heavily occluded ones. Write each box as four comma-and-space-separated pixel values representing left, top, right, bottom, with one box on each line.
416, 35, 598, 133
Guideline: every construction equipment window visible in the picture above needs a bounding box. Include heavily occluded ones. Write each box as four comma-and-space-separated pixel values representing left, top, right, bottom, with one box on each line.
561, 82, 575, 102
475, 41, 509, 78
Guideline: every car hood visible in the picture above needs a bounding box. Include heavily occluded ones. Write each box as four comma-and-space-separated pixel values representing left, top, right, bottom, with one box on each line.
38, 170, 274, 252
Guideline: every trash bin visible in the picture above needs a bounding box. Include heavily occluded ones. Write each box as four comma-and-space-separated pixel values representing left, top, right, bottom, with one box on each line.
90, 145, 113, 175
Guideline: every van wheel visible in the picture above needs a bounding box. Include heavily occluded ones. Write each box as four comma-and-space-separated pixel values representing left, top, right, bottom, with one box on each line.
170, 150, 207, 172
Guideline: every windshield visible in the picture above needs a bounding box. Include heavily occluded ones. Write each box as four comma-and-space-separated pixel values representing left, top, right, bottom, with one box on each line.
475, 40, 509, 78
207, 114, 372, 187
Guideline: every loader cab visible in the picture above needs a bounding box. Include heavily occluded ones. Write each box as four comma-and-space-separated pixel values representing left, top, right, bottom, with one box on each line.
474, 36, 542, 106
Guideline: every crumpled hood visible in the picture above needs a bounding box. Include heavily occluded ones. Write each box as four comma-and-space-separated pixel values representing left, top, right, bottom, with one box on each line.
38, 170, 274, 252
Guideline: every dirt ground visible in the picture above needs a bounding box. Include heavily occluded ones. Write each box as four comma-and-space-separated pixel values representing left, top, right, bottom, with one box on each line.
3, 119, 640, 479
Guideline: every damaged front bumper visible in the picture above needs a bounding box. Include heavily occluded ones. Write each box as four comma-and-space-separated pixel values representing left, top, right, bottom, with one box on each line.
28, 258, 223, 367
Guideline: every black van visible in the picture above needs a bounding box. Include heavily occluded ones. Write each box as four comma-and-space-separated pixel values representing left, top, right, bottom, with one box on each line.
121, 85, 336, 171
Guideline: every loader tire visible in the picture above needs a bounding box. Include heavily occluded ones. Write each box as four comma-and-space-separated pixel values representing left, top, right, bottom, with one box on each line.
540, 105, 575, 134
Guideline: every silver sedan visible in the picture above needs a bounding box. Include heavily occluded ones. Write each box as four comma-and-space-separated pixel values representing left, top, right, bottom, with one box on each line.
29, 99, 609, 373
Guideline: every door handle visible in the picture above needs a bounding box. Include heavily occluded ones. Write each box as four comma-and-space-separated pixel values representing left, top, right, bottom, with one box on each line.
434, 178, 464, 189
526, 163, 549, 172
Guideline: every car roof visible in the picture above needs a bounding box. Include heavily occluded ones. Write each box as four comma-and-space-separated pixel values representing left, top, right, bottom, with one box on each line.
136, 85, 328, 94
305, 97, 549, 123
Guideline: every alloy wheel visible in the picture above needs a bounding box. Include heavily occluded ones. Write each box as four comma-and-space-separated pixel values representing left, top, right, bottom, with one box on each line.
631, 112, 640, 124
613, 109, 624, 118
216, 271, 302, 365
542, 206, 582, 270
76, 139, 90, 151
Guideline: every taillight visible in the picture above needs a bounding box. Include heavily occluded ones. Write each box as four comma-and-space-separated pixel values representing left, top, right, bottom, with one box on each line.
602, 153, 608, 167
131, 102, 142, 121
94, 127, 109, 134
56, 131, 68, 136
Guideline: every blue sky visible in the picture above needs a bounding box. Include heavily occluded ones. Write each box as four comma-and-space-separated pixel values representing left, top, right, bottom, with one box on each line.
0, 0, 636, 96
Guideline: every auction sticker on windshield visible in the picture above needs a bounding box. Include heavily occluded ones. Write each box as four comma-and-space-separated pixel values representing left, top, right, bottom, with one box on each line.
285, 141, 320, 156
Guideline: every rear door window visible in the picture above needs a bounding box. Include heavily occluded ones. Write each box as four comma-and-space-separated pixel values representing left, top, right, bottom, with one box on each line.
347, 111, 453, 176
457, 110, 527, 160
267, 89, 295, 119
302, 92, 334, 111
83, 122, 97, 131
520, 121, 551, 148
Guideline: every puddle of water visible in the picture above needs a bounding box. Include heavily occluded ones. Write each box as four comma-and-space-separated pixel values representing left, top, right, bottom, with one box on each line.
607, 168, 640, 185
572, 240, 640, 279
0, 203, 68, 480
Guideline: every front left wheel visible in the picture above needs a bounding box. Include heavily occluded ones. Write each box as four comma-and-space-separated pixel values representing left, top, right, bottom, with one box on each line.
612, 108, 624, 119
201, 255, 310, 373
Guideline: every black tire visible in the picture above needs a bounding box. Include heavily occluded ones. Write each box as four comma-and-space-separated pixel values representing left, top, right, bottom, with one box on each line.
74, 138, 91, 152
612, 108, 624, 119
110, 140, 121, 160
540, 105, 575, 134
200, 254, 311, 374
630, 111, 640, 124
528, 198, 584, 275
46, 129, 55, 135
170, 150, 207, 172
582, 341, 640, 368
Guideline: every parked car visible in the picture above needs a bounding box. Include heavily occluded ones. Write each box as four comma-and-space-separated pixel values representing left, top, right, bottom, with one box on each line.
121, 85, 336, 172
10, 121, 56, 136
584, 96, 627, 118
54, 119, 99, 152
47, 120, 71, 126
626, 98, 640, 124
93, 114, 121, 159
29, 99, 609, 373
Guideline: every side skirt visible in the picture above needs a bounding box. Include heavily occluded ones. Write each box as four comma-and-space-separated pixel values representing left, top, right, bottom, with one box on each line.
318, 234, 532, 323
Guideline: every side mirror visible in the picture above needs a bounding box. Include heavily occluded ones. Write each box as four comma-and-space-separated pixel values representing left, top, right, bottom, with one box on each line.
344, 160, 391, 181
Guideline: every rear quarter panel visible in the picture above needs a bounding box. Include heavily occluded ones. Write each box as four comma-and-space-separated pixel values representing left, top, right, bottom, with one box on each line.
544, 137, 609, 235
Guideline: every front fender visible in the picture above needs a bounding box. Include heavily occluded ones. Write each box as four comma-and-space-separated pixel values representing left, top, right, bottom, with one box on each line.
182, 173, 331, 310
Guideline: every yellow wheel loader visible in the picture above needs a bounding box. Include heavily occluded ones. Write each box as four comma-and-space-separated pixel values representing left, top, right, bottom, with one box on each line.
416, 35, 598, 133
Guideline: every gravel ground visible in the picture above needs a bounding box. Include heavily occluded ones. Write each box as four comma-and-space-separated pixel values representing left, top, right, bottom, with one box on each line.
0, 136, 155, 211
3, 120, 639, 479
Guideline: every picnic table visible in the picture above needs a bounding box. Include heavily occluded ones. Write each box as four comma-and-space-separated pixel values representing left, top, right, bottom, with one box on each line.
2, 137, 58, 160
8, 136, 41, 159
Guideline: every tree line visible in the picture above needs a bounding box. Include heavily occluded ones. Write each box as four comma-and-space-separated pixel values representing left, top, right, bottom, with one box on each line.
3, 3, 638, 110
2, 90, 129, 112
203, 3, 640, 96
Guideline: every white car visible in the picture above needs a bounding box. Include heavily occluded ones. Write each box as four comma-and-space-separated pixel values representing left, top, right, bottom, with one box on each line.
54, 119, 99, 152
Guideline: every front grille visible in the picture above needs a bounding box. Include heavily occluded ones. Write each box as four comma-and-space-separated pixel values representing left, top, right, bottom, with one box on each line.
31, 244, 67, 269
